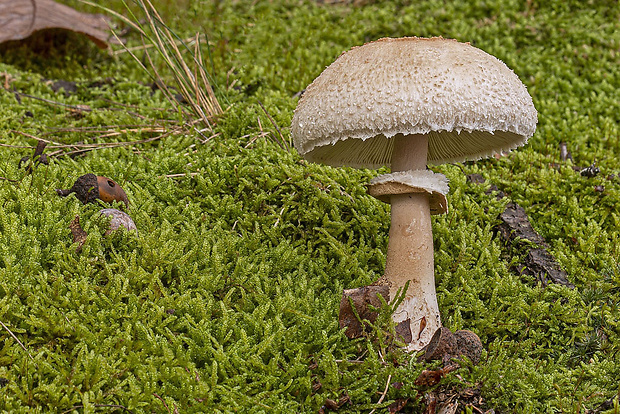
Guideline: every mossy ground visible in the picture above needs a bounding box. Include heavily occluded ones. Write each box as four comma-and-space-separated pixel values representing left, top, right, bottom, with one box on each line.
0, 0, 619, 412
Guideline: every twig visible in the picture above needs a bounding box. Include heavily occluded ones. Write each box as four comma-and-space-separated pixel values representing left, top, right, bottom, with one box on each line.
0, 320, 37, 366
0, 177, 19, 183
334, 358, 389, 366
51, 134, 166, 158
0, 143, 32, 149
334, 359, 365, 364
98, 98, 173, 113
153, 393, 171, 413
369, 374, 392, 414
42, 123, 177, 134
468, 404, 485, 413
243, 131, 270, 148
9, 127, 176, 159
194, 130, 220, 144
160, 172, 201, 178
61, 404, 134, 414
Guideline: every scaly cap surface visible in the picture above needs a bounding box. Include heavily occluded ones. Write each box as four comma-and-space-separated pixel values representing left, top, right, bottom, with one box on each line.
291, 37, 537, 168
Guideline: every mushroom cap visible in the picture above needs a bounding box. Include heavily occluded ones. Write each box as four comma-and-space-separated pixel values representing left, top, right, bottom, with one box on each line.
291, 37, 537, 169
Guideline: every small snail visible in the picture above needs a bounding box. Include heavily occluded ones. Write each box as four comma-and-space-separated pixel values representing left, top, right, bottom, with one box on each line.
57, 173, 129, 207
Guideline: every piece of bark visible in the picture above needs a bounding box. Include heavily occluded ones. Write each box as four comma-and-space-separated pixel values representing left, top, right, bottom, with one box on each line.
339, 285, 389, 339
519, 248, 574, 288
0, 0, 114, 48
467, 177, 573, 287
395, 318, 413, 344
496, 202, 548, 247
496, 202, 573, 288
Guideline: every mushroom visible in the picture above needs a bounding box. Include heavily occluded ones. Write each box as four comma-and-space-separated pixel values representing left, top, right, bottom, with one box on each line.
291, 37, 537, 351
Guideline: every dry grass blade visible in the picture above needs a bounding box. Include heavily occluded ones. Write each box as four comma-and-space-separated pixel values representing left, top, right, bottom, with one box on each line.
15, 92, 92, 112
112, 34, 207, 55
257, 100, 290, 152
10, 126, 176, 159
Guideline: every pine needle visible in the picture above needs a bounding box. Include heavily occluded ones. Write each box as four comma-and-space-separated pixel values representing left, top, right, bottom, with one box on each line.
0, 320, 37, 366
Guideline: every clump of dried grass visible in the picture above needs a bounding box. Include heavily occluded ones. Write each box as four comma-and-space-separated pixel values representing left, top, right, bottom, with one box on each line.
82, 0, 222, 136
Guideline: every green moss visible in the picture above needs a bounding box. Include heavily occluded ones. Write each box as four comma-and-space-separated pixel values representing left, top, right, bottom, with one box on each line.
0, 0, 619, 412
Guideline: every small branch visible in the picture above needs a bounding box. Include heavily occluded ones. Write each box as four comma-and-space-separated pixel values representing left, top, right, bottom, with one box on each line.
0, 143, 33, 149
10, 127, 177, 159
10, 130, 64, 146
61, 404, 134, 414
153, 393, 171, 413
243, 131, 270, 148
160, 172, 201, 178
14, 92, 92, 112
369, 374, 392, 414
0, 177, 19, 183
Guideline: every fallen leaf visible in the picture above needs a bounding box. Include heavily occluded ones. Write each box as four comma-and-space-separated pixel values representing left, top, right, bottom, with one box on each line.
0, 0, 115, 48
339, 285, 389, 339
388, 398, 409, 413
69, 215, 87, 252
415, 369, 445, 387
415, 365, 458, 387
417, 316, 427, 340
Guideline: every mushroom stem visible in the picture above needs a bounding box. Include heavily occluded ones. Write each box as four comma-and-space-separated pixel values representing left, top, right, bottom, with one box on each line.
385, 134, 441, 351
392, 133, 428, 171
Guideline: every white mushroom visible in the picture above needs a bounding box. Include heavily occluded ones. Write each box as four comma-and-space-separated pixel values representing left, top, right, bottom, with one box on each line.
292, 37, 537, 351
